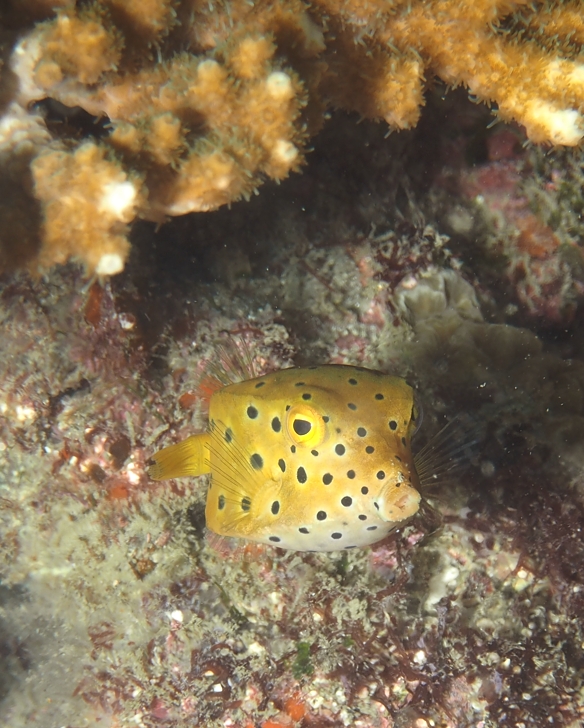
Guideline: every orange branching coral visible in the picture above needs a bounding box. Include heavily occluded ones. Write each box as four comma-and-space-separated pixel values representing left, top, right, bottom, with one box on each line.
31, 142, 143, 274
1, 0, 584, 274
317, 0, 584, 144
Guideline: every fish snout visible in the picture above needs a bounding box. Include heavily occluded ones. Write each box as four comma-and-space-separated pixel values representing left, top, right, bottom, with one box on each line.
377, 482, 421, 524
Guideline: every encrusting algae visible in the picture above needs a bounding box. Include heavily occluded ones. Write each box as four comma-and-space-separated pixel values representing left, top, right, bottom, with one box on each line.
147, 362, 456, 551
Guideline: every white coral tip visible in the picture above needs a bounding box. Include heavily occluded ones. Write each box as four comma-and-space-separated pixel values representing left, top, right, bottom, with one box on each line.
96, 253, 125, 275
99, 180, 137, 219
272, 139, 298, 165
527, 101, 584, 146
266, 72, 294, 100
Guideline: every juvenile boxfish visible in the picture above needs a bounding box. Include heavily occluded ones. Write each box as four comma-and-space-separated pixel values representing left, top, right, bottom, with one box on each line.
148, 364, 439, 551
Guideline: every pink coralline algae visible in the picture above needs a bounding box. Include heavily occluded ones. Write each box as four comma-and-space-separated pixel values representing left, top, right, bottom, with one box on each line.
458, 131, 584, 325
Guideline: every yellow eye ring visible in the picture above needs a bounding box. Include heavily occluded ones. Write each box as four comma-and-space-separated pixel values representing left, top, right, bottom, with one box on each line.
286, 404, 327, 447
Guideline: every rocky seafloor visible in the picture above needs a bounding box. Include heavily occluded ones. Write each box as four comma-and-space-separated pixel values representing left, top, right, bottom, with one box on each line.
2, 93, 584, 728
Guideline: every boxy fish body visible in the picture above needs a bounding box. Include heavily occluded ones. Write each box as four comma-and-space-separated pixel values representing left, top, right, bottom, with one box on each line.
148, 364, 423, 551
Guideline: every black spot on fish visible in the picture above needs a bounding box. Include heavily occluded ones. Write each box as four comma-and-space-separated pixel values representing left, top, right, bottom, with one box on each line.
269, 536, 281, 542
299, 527, 309, 534
278, 458, 286, 472
302, 393, 312, 400
365, 446, 374, 454
335, 444, 346, 456
374, 502, 379, 510
347, 470, 355, 479
323, 473, 333, 485
271, 416, 281, 432
224, 428, 233, 443
341, 496, 352, 507
402, 437, 407, 446
271, 501, 280, 515
247, 406, 258, 419
297, 466, 307, 484
331, 532, 342, 539
359, 514, 367, 521
250, 453, 263, 469
376, 470, 385, 480
347, 403, 357, 410
255, 381, 265, 388
218, 495, 225, 510
367, 525, 378, 531
389, 420, 397, 430
361, 486, 369, 494
375, 393, 384, 400
295, 382, 305, 387
311, 450, 319, 457
323, 416, 330, 423
291, 445, 296, 453
317, 510, 327, 521
348, 378, 358, 385
241, 497, 251, 511
357, 427, 367, 437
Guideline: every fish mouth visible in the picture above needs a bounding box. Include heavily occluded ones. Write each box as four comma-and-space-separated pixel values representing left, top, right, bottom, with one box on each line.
377, 482, 421, 524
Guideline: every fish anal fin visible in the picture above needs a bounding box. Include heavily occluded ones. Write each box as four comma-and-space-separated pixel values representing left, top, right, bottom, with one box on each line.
147, 434, 210, 480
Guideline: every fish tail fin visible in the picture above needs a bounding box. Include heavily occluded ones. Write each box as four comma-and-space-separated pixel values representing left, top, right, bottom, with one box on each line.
147, 434, 211, 480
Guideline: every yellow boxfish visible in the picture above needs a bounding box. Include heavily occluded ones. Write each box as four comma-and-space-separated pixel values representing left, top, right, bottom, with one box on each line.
148, 364, 433, 551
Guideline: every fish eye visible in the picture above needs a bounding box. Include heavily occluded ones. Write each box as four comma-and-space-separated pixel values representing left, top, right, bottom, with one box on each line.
286, 404, 326, 447
293, 419, 312, 436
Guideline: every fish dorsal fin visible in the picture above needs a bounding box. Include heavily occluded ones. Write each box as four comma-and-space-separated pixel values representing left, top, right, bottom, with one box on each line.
191, 336, 261, 409
197, 374, 228, 401
205, 336, 259, 387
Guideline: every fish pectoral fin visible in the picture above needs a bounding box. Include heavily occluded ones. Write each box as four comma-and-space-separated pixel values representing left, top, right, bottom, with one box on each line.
147, 434, 210, 480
